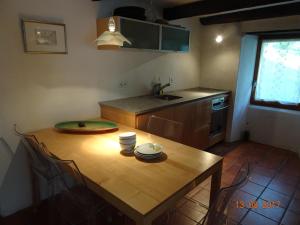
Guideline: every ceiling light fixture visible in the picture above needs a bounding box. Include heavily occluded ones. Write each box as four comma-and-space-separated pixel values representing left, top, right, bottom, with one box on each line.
215, 35, 223, 44
96, 17, 132, 46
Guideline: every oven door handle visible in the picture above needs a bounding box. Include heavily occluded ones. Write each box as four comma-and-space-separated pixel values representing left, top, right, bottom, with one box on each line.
212, 105, 229, 111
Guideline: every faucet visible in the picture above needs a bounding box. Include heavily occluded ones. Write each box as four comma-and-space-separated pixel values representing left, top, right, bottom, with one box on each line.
152, 82, 170, 96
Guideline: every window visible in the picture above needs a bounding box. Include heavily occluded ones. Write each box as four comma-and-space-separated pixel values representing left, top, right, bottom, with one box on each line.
251, 34, 300, 111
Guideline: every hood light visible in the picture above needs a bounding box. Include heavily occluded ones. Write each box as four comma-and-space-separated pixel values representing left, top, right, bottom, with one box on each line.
96, 17, 132, 47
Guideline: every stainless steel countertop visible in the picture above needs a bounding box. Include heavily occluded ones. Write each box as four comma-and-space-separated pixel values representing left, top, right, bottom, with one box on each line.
99, 87, 230, 115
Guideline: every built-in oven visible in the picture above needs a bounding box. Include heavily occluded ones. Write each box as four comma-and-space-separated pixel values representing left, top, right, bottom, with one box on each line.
210, 97, 229, 138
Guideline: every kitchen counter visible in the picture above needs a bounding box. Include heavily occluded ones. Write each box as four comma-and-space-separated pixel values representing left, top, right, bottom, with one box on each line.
99, 87, 230, 115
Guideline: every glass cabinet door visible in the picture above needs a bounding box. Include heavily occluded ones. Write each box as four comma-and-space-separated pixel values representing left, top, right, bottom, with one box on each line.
120, 18, 160, 50
161, 26, 190, 52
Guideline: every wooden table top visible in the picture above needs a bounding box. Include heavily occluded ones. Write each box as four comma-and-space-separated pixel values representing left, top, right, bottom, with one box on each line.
31, 120, 222, 221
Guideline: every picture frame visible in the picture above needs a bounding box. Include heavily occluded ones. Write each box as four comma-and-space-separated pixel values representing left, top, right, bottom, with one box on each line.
21, 19, 67, 54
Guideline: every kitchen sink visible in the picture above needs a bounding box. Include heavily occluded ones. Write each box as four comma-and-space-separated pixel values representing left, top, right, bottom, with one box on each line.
155, 95, 183, 101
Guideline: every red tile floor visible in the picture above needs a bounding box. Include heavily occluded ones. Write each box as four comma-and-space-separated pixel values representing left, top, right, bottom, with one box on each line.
162, 141, 300, 225
2, 141, 300, 225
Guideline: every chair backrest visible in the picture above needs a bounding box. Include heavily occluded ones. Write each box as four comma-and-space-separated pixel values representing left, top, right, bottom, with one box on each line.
19, 133, 56, 180
147, 115, 184, 142
201, 163, 250, 225
39, 143, 88, 190
15, 126, 88, 205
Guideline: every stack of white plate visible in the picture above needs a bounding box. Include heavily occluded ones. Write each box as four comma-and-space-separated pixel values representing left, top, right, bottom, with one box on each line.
134, 143, 163, 160
119, 132, 136, 153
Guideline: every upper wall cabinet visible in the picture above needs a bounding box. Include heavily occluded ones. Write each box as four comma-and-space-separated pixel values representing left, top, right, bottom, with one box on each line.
161, 26, 190, 52
96, 16, 190, 52
120, 18, 160, 50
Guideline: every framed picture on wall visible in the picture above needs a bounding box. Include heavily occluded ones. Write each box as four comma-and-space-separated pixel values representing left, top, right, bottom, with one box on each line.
21, 19, 67, 54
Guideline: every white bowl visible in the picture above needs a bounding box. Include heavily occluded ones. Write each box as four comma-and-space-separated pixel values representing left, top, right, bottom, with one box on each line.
120, 143, 136, 152
119, 132, 136, 140
119, 139, 136, 145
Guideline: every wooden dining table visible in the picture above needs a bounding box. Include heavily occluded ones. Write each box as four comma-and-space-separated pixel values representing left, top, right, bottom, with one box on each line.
31, 119, 223, 225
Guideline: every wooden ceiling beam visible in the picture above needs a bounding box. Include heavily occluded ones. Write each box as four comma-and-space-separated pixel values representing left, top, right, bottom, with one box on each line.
200, 2, 300, 25
163, 0, 297, 20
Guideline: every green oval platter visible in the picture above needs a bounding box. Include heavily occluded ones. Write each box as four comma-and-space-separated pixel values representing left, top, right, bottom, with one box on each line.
54, 120, 118, 134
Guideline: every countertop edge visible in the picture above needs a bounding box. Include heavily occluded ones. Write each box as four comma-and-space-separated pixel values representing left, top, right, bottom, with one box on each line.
135, 92, 230, 115
99, 88, 231, 115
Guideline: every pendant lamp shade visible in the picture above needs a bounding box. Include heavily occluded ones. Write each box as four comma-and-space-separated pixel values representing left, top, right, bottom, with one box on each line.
96, 17, 131, 47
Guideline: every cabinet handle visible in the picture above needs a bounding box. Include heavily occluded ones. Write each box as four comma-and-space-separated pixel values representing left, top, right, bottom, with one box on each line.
212, 105, 229, 111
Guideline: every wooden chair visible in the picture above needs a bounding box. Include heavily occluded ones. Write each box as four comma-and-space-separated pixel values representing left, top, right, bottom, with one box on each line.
147, 115, 184, 143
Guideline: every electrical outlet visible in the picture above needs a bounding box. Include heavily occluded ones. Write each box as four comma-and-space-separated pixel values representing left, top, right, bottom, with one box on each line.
169, 76, 175, 84
119, 81, 128, 88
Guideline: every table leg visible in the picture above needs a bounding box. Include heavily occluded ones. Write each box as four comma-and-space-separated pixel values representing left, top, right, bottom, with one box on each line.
209, 161, 222, 206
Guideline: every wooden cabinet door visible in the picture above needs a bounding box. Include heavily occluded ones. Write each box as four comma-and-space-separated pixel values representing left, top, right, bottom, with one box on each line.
136, 99, 212, 149
136, 107, 174, 132
187, 100, 212, 149
173, 102, 195, 145
189, 124, 210, 149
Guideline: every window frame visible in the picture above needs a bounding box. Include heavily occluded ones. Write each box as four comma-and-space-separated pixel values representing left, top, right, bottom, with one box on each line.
250, 34, 300, 111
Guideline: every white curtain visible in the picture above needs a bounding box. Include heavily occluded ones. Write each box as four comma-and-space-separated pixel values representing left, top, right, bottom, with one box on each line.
256, 39, 300, 104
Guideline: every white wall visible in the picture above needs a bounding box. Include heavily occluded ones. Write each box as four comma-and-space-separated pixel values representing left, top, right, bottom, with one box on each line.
199, 23, 243, 140
198, 16, 300, 154
199, 23, 242, 92
0, 0, 202, 216
240, 16, 300, 33
242, 17, 300, 154
248, 106, 300, 153
0, 139, 13, 186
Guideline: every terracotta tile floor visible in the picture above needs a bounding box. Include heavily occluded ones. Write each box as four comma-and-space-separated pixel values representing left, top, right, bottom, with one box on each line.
3, 141, 300, 225
155, 141, 300, 225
